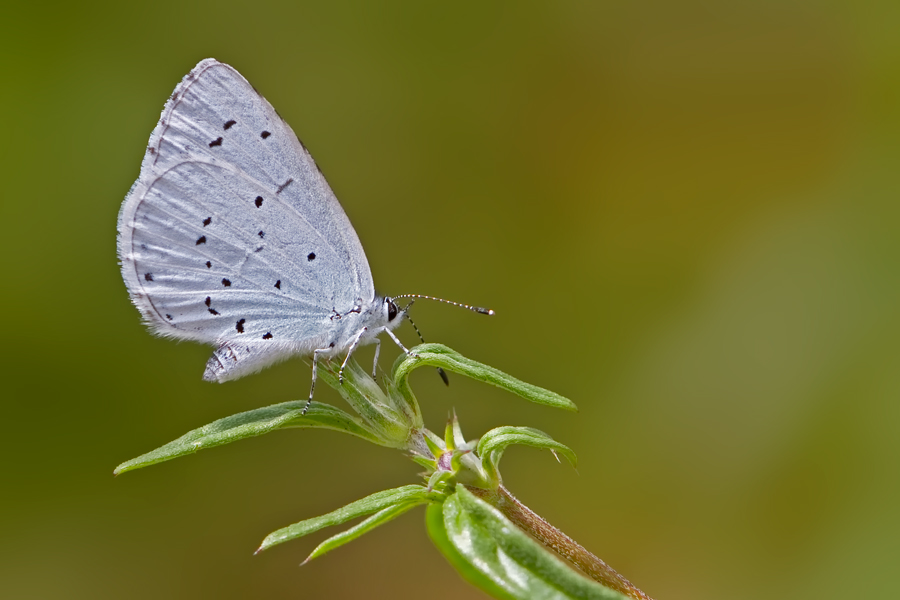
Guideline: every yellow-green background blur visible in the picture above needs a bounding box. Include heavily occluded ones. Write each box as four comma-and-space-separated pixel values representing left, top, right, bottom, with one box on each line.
3, 2, 899, 599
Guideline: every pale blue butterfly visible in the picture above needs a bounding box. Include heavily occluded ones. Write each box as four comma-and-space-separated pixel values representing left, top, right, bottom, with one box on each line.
118, 59, 491, 411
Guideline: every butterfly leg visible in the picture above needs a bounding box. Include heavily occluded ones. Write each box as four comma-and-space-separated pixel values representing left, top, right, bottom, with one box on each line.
304, 347, 330, 415
339, 326, 369, 384
384, 328, 415, 356
371, 337, 381, 380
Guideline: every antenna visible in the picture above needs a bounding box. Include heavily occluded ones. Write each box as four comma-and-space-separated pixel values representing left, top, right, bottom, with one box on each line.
393, 294, 493, 387
403, 312, 450, 386
393, 294, 495, 316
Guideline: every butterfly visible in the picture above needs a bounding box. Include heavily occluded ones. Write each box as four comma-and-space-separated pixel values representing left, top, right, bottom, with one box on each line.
117, 59, 491, 410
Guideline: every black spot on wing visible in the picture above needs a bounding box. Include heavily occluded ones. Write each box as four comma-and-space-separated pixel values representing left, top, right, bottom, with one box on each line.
236, 318, 245, 333
258, 231, 265, 238
276, 178, 293, 194
166, 314, 173, 320
274, 280, 281, 289
262, 332, 273, 340
205, 261, 212, 268
209, 137, 223, 147
196, 235, 207, 245
208, 308, 219, 315
223, 119, 236, 130
260, 131, 271, 139
205, 296, 212, 307
144, 273, 153, 281
307, 252, 316, 261
255, 246, 264, 253
203, 217, 212, 226
255, 196, 263, 208
222, 278, 231, 287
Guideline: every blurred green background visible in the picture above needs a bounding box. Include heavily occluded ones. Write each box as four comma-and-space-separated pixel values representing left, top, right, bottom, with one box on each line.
3, 1, 899, 598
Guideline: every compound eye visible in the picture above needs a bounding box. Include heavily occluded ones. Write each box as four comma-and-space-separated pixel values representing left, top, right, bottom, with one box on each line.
387, 300, 398, 321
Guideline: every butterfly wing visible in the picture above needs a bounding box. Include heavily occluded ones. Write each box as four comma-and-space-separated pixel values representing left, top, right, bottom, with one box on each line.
118, 59, 375, 378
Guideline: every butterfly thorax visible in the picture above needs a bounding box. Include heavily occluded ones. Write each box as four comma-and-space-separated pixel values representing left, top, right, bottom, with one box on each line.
317, 294, 402, 358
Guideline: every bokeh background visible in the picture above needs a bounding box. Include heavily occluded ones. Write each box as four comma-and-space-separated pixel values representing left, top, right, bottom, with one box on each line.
3, 1, 899, 598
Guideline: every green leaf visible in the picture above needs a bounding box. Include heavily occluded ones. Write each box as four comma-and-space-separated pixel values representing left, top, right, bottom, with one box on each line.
302, 502, 423, 564
317, 358, 420, 442
114, 401, 381, 475
435, 487, 628, 600
426, 469, 454, 492
393, 344, 577, 412
257, 485, 436, 553
477, 426, 577, 485
410, 455, 436, 470
426, 503, 519, 600
423, 429, 445, 457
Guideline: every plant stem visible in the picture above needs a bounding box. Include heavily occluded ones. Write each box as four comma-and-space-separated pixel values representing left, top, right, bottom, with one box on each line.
467, 485, 655, 600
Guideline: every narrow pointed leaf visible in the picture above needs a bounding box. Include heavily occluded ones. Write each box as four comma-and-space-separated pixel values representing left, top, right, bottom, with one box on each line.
302, 501, 424, 564
317, 358, 417, 441
437, 487, 628, 600
410, 455, 437, 470
257, 485, 434, 553
427, 470, 454, 492
477, 426, 577, 479
393, 344, 577, 412
114, 401, 380, 475
423, 429, 445, 456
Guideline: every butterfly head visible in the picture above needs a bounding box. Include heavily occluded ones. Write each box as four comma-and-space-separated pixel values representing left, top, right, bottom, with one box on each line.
378, 295, 406, 334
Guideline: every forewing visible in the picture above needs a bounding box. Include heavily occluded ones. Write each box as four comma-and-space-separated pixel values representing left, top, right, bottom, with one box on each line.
118, 59, 374, 348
